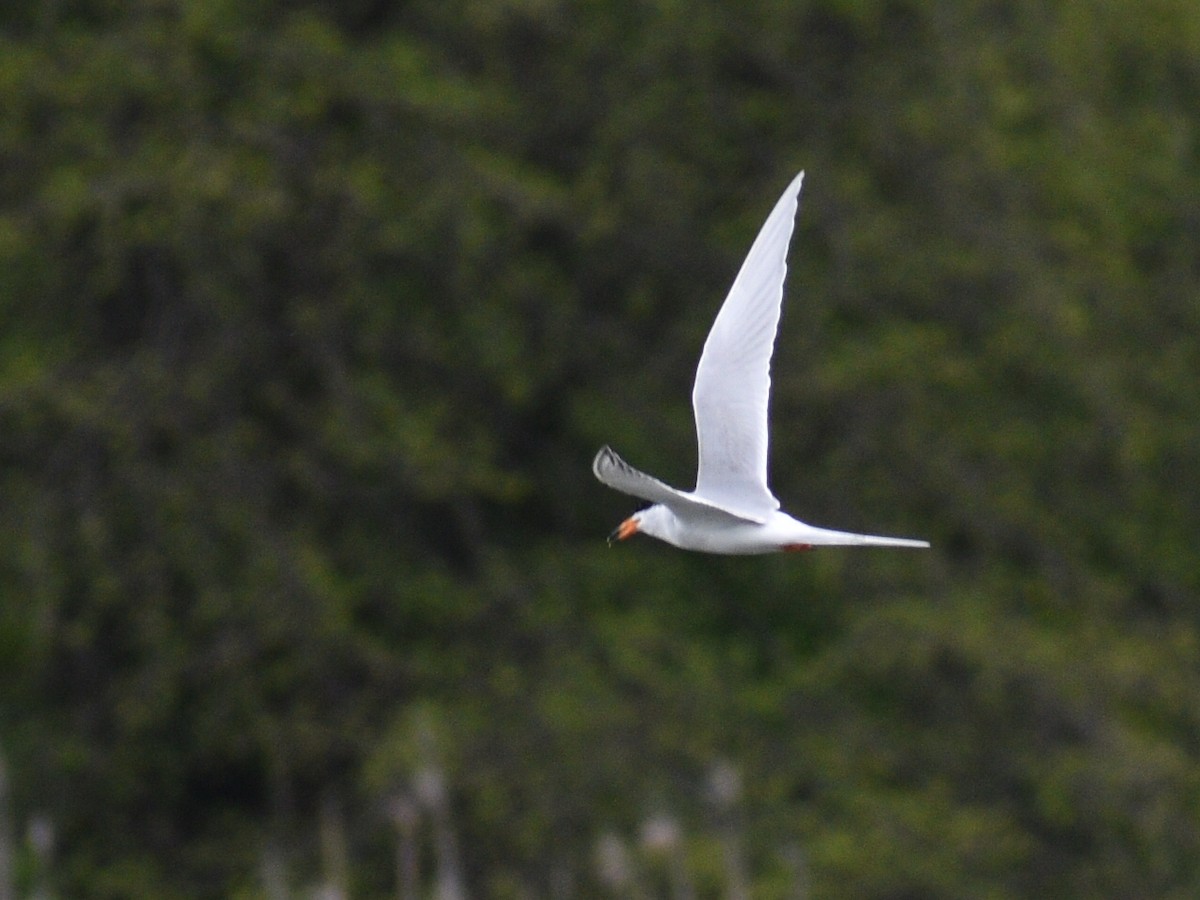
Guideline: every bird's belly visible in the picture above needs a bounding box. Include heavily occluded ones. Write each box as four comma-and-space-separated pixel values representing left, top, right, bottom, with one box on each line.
671, 520, 780, 555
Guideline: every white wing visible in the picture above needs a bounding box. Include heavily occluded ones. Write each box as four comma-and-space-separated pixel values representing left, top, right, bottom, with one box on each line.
691, 171, 804, 518
592, 446, 765, 524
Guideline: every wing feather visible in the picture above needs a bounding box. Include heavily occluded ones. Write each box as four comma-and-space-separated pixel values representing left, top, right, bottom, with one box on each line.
592, 446, 764, 524
691, 171, 804, 518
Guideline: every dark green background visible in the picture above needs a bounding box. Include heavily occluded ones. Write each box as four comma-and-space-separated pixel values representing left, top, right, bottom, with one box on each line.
1, 0, 1198, 896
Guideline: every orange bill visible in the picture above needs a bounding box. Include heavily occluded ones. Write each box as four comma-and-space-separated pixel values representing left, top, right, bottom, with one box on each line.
607, 516, 640, 544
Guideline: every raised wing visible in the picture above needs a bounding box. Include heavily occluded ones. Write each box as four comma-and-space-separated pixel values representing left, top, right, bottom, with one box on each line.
691, 171, 804, 518
592, 446, 765, 524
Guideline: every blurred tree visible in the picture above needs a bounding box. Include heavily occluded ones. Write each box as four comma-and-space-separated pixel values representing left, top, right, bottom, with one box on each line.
0, 0, 1198, 896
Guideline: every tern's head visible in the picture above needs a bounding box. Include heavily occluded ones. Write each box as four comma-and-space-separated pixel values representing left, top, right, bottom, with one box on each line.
607, 505, 672, 545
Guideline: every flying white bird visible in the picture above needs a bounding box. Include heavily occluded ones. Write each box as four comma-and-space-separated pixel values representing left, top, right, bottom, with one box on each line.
593, 172, 929, 554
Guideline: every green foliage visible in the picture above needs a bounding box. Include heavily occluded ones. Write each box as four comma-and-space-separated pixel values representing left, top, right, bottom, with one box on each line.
0, 0, 1199, 896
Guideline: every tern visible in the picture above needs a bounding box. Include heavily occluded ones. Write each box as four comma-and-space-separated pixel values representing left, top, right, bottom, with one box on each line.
593, 172, 929, 554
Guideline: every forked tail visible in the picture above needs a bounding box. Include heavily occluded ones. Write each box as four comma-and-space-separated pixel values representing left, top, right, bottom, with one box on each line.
806, 527, 930, 548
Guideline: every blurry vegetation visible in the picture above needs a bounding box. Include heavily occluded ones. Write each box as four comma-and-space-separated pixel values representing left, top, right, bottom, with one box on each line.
0, 0, 1199, 896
